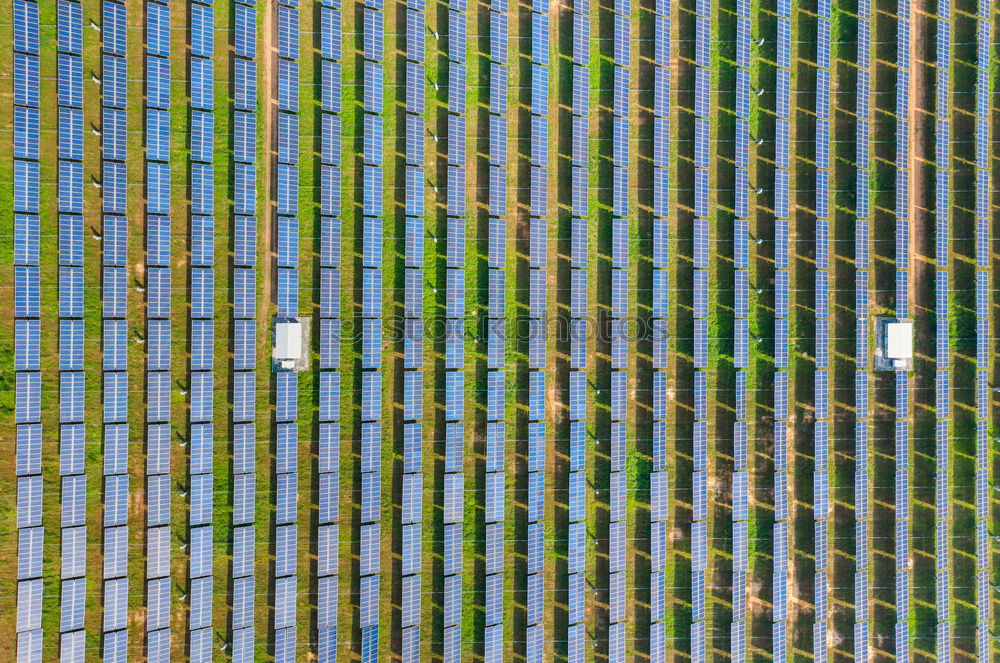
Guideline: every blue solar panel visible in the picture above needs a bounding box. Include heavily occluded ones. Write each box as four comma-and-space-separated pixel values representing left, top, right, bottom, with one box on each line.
234, 5, 257, 58
190, 111, 215, 163
140, 110, 169, 163
277, 59, 300, 112
143, 1, 170, 56
58, 0, 83, 55
14, 213, 40, 267
189, 56, 214, 110
232, 113, 257, 165
146, 161, 171, 215
275, 113, 299, 165
102, 1, 127, 55
188, 268, 214, 319
139, 266, 167, 320
320, 7, 342, 61
363, 7, 383, 62
317, 60, 342, 114
190, 4, 214, 58
55, 161, 83, 216
271, 165, 298, 218
234, 58, 257, 110
100, 54, 127, 109
14, 107, 39, 161
14, 161, 40, 214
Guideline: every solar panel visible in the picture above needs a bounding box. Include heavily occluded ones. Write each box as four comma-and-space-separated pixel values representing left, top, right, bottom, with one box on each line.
14, 107, 39, 161
317, 172, 338, 222
264, 5, 295, 60
14, 161, 40, 215
58, 0, 83, 55
146, 161, 171, 215
57, 472, 87, 531
232, 6, 257, 60
13, 214, 41, 271
14, 52, 40, 110
228, 530, 255, 586
362, 7, 384, 63
320, 7, 342, 61
15, 422, 43, 483
233, 59, 257, 110
143, 1, 170, 56
190, 111, 215, 164
17, 525, 43, 583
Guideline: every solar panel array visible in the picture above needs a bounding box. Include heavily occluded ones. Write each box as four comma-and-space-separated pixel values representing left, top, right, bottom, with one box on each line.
691, 0, 710, 659
731, 0, 750, 659
854, 0, 873, 656
485, 0, 509, 658
894, 2, 911, 659
567, 0, 589, 660
273, 2, 301, 660
144, 0, 173, 657
317, 0, 343, 659
13, 1, 999, 661
400, 0, 424, 658
360, 0, 384, 656
975, 0, 991, 658
443, 0, 468, 658
50, 0, 89, 658
526, 1, 549, 659
231, 0, 259, 659
933, 1, 951, 658
608, 1, 629, 660
649, 0, 670, 659
187, 0, 216, 657
771, 0, 792, 659
14, 0, 43, 658
813, 0, 833, 660
100, 1, 130, 658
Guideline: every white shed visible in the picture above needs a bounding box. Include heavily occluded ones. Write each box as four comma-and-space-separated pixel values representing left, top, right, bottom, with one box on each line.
274, 320, 302, 361
885, 321, 913, 361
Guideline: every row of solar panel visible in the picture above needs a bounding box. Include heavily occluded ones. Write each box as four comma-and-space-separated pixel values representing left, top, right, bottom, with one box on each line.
139, 31, 172, 637
771, 2, 793, 511
232, 2, 259, 654
855, 7, 872, 641
486, 4, 508, 654
56, 0, 88, 658
732, 23, 749, 431
188, 2, 216, 650
650, 25, 669, 638
13, 69, 43, 639
893, 10, 913, 659
444, 49, 467, 510
525, 57, 546, 617
360, 3, 383, 659
732, 9, 750, 610
527, 0, 548, 389
975, 25, 990, 648
100, 1, 130, 655
317, 6, 344, 632
57, 33, 85, 483
274, 8, 301, 656
935, 12, 952, 492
